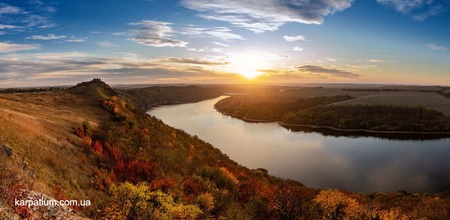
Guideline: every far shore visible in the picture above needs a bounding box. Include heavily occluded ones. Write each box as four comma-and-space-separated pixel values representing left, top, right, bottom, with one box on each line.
217, 110, 280, 123
280, 122, 450, 135
216, 108, 450, 135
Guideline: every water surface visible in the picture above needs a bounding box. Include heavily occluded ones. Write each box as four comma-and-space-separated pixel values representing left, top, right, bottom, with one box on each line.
148, 96, 450, 193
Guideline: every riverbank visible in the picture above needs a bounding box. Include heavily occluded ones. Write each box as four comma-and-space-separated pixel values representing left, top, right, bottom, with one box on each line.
279, 122, 450, 135
216, 109, 280, 123
217, 108, 450, 136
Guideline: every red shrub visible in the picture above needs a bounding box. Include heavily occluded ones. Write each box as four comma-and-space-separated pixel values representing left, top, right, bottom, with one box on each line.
184, 177, 202, 196
6, 183, 32, 219
150, 178, 175, 192
114, 159, 157, 183
107, 145, 122, 162
92, 140, 103, 155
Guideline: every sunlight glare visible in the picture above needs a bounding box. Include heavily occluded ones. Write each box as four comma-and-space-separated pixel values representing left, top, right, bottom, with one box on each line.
228, 53, 266, 79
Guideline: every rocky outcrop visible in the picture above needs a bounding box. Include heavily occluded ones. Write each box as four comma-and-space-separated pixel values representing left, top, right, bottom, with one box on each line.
0, 144, 13, 157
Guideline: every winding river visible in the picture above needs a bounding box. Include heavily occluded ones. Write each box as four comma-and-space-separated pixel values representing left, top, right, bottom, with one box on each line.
148, 96, 450, 193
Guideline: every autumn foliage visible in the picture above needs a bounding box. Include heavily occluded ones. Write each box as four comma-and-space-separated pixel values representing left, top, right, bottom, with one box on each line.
68, 93, 450, 220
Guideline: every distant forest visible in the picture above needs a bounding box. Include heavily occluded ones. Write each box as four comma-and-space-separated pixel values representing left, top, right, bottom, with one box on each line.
121, 86, 223, 109
0, 87, 65, 93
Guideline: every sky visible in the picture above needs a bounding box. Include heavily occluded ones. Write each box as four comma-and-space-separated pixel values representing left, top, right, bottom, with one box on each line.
0, 0, 449, 87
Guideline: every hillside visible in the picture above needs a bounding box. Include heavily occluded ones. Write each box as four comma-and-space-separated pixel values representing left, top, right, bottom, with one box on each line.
69, 78, 119, 99
1, 79, 450, 219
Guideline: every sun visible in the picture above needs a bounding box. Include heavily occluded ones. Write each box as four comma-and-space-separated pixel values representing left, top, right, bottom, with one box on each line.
228, 53, 266, 79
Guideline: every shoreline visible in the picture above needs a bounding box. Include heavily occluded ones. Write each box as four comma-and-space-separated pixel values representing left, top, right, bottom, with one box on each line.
217, 109, 280, 123
280, 122, 450, 135
216, 108, 450, 135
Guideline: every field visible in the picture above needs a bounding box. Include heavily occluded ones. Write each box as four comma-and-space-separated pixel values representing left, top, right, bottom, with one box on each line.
221, 85, 450, 116
332, 91, 450, 116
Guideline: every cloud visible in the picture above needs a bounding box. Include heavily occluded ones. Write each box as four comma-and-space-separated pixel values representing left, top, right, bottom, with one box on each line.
97, 41, 118, 48
297, 65, 360, 78
413, 4, 447, 20
128, 20, 188, 47
0, 42, 40, 53
367, 59, 384, 63
213, 42, 229, 47
181, 0, 353, 33
0, 24, 20, 29
377, 0, 430, 13
0, 52, 240, 86
163, 57, 229, 66
28, 0, 57, 13
0, 3, 54, 31
345, 64, 378, 71
257, 64, 361, 81
284, 35, 306, 42
65, 36, 87, 43
186, 47, 205, 52
292, 47, 304, 52
186, 47, 226, 53
182, 27, 244, 41
26, 34, 66, 40
65, 39, 85, 43
0, 4, 20, 14
376, 0, 448, 20
112, 32, 127, 36
427, 43, 448, 51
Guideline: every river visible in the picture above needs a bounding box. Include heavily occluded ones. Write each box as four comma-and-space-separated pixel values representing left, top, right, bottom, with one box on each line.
148, 96, 450, 193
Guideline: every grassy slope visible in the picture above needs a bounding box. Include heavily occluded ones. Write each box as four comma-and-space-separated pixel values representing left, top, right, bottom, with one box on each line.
0, 91, 106, 194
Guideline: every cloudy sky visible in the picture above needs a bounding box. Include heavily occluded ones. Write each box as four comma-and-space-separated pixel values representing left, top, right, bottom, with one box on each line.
0, 0, 449, 87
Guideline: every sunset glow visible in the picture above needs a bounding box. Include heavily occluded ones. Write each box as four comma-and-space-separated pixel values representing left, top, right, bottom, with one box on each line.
0, 1, 449, 86
228, 53, 266, 79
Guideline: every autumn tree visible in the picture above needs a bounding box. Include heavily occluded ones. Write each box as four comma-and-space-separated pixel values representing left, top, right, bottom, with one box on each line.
274, 186, 315, 220
314, 189, 364, 220
106, 182, 202, 220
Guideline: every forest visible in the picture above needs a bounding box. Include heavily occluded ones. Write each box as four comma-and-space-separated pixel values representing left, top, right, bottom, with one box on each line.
121, 85, 224, 109
1, 79, 450, 219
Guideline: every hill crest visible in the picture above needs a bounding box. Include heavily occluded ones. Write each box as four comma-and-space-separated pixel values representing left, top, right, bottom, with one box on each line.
68, 78, 118, 99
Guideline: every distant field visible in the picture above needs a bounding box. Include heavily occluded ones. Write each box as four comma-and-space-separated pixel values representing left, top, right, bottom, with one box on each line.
332, 91, 450, 116
229, 87, 380, 103
279, 88, 377, 98
220, 87, 450, 116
